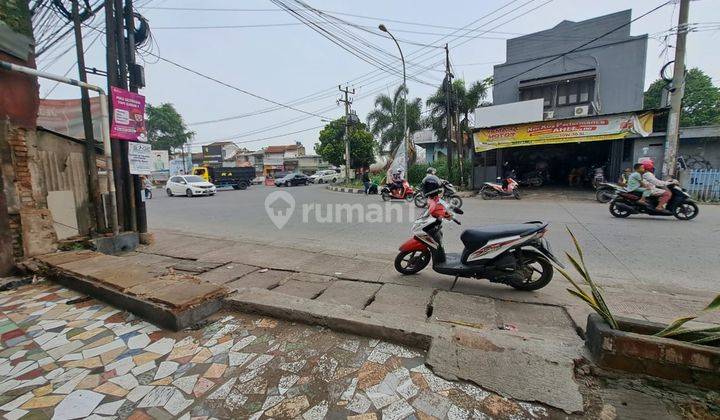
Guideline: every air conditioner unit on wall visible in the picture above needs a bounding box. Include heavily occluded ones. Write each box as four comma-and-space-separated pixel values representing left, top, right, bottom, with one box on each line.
543, 111, 554, 119
574, 105, 589, 117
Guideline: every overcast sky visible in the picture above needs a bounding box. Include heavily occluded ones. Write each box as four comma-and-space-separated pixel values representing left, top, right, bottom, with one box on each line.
39, 0, 720, 154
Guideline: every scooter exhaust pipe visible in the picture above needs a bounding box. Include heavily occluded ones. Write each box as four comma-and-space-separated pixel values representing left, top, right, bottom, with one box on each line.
614, 202, 638, 214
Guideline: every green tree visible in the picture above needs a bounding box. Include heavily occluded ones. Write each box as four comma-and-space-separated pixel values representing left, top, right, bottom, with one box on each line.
644, 68, 720, 126
366, 85, 422, 153
145, 103, 195, 151
426, 78, 489, 145
315, 118, 377, 168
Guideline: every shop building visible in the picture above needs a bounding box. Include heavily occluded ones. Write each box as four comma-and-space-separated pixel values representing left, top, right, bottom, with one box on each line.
473, 10, 653, 187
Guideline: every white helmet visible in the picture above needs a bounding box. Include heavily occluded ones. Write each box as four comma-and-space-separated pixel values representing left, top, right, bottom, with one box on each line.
395, 168, 403, 174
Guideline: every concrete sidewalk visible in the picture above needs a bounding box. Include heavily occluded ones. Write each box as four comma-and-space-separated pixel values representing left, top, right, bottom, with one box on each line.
26, 229, 719, 413
129, 229, 719, 413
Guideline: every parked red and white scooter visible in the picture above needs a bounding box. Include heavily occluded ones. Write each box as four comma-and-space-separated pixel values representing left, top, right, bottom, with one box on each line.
480, 177, 520, 200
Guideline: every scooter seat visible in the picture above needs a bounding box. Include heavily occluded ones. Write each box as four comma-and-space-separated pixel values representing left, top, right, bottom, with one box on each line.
460, 223, 545, 249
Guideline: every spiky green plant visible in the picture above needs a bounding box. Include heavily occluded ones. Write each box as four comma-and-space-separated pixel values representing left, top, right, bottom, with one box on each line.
654, 295, 720, 344
558, 228, 720, 346
556, 227, 618, 329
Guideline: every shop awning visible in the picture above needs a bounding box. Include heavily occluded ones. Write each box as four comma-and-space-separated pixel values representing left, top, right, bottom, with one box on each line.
473, 112, 654, 153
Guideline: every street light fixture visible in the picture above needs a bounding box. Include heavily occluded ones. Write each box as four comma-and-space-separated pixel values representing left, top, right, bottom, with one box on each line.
378, 24, 408, 172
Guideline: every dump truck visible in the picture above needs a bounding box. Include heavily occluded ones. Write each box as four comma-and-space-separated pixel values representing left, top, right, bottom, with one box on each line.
191, 166, 256, 190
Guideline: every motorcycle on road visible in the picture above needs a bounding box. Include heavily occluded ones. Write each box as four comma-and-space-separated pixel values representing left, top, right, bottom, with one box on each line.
380, 180, 415, 202
480, 177, 521, 200
394, 203, 561, 291
609, 184, 699, 220
414, 180, 463, 209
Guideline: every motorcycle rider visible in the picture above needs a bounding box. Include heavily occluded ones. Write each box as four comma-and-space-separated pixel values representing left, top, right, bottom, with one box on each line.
625, 163, 651, 206
422, 174, 452, 220
641, 160, 674, 211
390, 168, 405, 196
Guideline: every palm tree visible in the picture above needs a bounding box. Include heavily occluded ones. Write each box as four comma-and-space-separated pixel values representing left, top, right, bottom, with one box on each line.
367, 85, 422, 154
426, 78, 489, 147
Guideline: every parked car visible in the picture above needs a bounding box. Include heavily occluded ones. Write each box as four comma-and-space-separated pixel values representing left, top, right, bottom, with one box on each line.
251, 176, 266, 185
165, 175, 216, 197
309, 170, 342, 184
275, 173, 310, 187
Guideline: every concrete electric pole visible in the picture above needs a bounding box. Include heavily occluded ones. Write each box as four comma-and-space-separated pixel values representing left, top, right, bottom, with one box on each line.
662, 0, 690, 178
338, 85, 355, 182
445, 44, 454, 177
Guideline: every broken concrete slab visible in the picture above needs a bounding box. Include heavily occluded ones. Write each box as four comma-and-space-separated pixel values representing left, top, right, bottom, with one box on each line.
225, 287, 446, 350
92, 231, 138, 254
431, 291, 497, 329
315, 280, 381, 309
198, 263, 258, 285
33, 252, 228, 330
35, 250, 98, 266
171, 260, 228, 273
272, 280, 328, 299
285, 272, 335, 283
364, 283, 433, 320
427, 329, 585, 414
225, 269, 293, 291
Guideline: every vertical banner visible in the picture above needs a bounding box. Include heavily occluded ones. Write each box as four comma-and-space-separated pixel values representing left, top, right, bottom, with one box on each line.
110, 86, 146, 141
128, 142, 152, 175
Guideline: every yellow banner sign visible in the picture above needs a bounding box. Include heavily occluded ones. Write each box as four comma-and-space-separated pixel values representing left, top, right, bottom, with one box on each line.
473, 112, 653, 152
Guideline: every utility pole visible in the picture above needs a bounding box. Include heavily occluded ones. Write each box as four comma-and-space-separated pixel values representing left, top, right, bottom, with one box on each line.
663, 0, 690, 178
104, 0, 126, 230
338, 85, 355, 182
124, 0, 148, 242
70, 0, 103, 233
445, 44, 454, 177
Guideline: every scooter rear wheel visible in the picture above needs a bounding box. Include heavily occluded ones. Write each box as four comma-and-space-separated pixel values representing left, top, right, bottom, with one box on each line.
481, 187, 497, 200
394, 250, 431, 275
508, 251, 553, 291
609, 200, 632, 218
448, 196, 463, 209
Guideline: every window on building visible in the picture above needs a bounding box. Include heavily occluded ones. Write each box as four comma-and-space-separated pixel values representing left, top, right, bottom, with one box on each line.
520, 77, 595, 108
557, 78, 594, 106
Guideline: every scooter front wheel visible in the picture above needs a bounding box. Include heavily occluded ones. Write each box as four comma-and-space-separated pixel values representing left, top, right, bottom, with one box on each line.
381, 191, 391, 201
414, 194, 428, 208
448, 196, 463, 209
394, 250, 431, 275
508, 251, 553, 291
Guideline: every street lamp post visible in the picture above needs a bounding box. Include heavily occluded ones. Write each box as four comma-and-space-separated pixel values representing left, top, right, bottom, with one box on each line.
379, 24, 408, 171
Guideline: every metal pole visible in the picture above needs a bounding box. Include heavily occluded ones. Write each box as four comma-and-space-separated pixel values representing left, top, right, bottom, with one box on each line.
0, 60, 119, 235
338, 85, 354, 182
124, 0, 148, 241
379, 25, 408, 170
663, 0, 690, 178
445, 44, 454, 177
105, 0, 125, 230
70, 0, 103, 233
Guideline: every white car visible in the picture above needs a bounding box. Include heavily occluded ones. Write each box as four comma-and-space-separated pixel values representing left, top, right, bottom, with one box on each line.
165, 175, 216, 197
310, 170, 342, 184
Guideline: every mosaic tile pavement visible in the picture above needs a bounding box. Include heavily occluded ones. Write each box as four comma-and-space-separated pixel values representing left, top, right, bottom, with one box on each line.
0, 281, 556, 419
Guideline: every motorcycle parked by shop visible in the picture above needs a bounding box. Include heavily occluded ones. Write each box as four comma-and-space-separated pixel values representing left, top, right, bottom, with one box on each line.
591, 166, 606, 188
480, 177, 521, 200
595, 182, 621, 203
609, 184, 699, 220
414, 180, 463, 209
518, 169, 547, 187
380, 180, 415, 202
394, 204, 560, 291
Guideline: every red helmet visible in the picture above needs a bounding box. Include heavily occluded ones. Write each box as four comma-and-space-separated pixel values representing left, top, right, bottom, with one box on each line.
642, 160, 655, 171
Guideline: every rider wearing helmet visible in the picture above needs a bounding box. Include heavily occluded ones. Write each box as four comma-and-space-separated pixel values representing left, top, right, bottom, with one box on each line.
641, 160, 673, 211
422, 174, 452, 219
426, 167, 437, 175
391, 168, 405, 195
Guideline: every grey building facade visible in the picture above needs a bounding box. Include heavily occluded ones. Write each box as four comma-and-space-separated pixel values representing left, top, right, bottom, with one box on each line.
492, 10, 647, 119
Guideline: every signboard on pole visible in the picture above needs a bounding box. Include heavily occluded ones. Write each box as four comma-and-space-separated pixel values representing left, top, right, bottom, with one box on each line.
110, 86, 146, 141
128, 142, 152, 175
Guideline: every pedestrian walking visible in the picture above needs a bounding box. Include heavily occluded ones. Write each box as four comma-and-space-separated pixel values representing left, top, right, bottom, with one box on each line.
362, 168, 371, 194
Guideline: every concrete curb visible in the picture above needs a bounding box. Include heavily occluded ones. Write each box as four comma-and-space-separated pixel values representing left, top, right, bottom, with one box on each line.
326, 185, 365, 194
33, 251, 227, 331
224, 287, 446, 350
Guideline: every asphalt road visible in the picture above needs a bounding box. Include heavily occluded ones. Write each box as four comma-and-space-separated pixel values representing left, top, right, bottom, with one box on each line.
146, 183, 720, 296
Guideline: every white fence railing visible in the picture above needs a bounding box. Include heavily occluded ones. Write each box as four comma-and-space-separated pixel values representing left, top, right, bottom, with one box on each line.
682, 169, 720, 202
